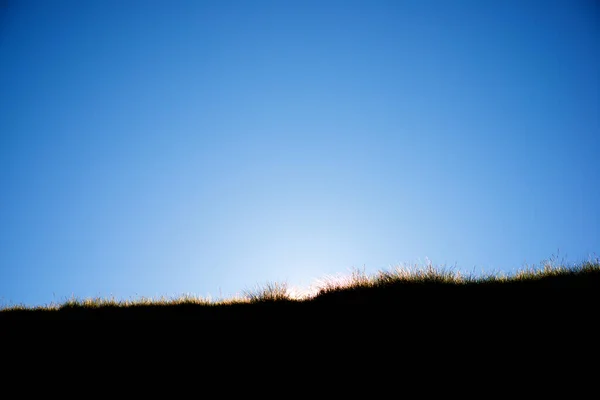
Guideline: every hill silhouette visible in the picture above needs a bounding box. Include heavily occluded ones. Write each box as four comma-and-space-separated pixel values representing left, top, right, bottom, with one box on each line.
2, 258, 598, 324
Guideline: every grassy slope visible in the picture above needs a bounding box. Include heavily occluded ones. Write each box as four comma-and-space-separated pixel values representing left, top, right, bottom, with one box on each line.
1, 258, 598, 322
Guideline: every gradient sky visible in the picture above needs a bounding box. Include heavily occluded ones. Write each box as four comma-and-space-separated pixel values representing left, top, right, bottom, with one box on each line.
1, 0, 598, 307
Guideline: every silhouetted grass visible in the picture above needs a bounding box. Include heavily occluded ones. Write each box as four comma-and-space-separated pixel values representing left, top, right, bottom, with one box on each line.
1, 255, 598, 323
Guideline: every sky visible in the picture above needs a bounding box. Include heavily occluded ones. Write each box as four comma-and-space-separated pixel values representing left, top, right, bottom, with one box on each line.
1, 0, 598, 307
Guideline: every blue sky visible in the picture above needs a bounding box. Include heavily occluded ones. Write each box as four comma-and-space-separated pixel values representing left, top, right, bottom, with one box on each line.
1, 0, 598, 307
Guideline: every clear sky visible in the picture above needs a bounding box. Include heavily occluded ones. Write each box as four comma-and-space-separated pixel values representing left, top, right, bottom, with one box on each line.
1, 0, 598, 307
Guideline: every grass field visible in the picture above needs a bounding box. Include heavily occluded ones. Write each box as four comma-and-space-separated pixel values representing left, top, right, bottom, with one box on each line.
2, 255, 598, 322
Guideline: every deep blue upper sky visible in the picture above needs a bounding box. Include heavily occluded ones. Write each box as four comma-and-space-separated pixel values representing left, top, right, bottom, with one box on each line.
1, 0, 598, 307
